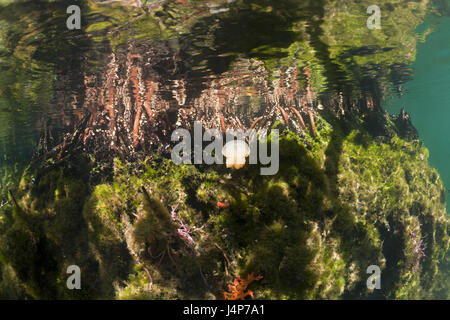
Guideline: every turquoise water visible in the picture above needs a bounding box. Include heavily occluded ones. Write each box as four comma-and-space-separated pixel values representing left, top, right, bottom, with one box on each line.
385, 17, 450, 213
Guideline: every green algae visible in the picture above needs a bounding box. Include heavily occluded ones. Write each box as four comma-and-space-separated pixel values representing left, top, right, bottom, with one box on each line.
0, 115, 447, 300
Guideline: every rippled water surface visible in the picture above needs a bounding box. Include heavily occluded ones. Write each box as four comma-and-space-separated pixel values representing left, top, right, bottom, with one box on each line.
0, 0, 447, 193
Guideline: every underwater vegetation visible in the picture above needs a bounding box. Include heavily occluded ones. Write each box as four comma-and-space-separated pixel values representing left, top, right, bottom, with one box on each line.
0, 0, 449, 300
0, 113, 447, 300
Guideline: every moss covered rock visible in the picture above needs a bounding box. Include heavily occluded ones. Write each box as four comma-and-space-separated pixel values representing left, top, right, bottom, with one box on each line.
0, 115, 448, 300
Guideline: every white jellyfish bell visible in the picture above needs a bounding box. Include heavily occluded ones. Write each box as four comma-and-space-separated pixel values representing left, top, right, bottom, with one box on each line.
221, 140, 250, 170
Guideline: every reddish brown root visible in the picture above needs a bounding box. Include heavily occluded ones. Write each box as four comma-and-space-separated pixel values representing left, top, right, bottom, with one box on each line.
107, 87, 116, 136
82, 128, 90, 144
220, 114, 227, 133
130, 66, 143, 148
289, 106, 306, 130
130, 67, 140, 99
250, 116, 264, 130
308, 110, 316, 137
278, 106, 289, 125
132, 104, 142, 147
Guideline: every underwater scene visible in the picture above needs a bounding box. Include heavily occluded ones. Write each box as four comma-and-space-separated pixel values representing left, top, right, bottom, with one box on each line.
0, 0, 448, 301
